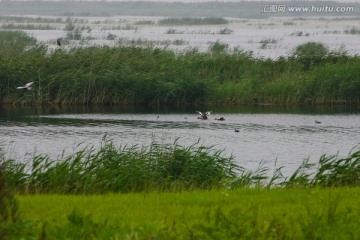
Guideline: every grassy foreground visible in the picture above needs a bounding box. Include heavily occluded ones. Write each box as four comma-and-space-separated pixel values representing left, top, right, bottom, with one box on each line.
1, 140, 360, 239
3, 188, 359, 239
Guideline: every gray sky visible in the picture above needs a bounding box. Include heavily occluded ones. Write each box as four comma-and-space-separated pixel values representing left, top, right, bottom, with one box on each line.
8, 0, 359, 2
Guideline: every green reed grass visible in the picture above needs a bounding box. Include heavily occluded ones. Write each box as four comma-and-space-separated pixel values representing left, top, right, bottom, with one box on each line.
1, 31, 360, 106
1, 139, 360, 194
1, 139, 240, 194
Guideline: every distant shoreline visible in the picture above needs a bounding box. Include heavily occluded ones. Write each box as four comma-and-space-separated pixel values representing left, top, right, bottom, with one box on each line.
0, 1, 359, 18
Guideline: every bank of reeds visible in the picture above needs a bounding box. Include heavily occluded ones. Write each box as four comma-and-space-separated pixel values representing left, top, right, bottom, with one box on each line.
158, 17, 228, 25
1, 139, 360, 194
1, 139, 240, 194
1, 31, 360, 106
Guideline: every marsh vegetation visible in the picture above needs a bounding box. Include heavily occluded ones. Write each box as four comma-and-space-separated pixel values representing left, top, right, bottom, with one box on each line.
1, 139, 360, 194
1, 31, 360, 106
1, 140, 360, 238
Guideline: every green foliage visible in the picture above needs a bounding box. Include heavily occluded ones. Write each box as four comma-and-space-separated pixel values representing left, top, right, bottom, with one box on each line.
313, 151, 360, 186
1, 139, 239, 194
292, 42, 329, 70
208, 41, 229, 55
2, 138, 360, 194
1, 31, 360, 106
0, 30, 37, 54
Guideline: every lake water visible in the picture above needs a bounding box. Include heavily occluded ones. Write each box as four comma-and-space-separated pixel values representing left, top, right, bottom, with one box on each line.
1, 105, 360, 176
23, 16, 360, 59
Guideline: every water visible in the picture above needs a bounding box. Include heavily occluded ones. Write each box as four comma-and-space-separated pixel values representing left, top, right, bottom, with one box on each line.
24, 16, 360, 59
1, 105, 360, 176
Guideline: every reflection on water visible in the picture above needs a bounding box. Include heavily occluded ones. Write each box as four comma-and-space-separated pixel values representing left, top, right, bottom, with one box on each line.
1, 105, 360, 176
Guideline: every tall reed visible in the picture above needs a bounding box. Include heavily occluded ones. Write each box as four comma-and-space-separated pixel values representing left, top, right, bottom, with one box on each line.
1, 31, 360, 106
1, 139, 360, 194
1, 139, 240, 194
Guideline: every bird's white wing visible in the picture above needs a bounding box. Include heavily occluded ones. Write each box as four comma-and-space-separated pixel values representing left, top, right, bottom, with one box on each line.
24, 82, 34, 88
17, 86, 25, 89
206, 111, 212, 116
196, 111, 203, 116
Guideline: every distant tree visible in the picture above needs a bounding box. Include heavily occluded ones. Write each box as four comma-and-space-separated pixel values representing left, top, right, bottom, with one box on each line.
292, 42, 329, 71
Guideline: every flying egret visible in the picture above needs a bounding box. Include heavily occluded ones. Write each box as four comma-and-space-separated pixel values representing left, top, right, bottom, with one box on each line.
17, 82, 34, 90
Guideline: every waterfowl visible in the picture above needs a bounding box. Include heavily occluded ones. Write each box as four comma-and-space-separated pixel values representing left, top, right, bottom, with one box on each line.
57, 39, 61, 46
215, 117, 225, 121
196, 111, 211, 120
17, 82, 34, 90
315, 120, 321, 124
234, 129, 239, 132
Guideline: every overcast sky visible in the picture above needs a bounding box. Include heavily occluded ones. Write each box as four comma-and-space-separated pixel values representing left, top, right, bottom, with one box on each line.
7, 0, 359, 2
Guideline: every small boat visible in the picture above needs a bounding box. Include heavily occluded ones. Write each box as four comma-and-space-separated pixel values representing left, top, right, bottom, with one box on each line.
196, 111, 212, 120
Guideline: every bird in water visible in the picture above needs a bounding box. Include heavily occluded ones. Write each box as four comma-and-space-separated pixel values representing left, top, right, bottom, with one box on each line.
17, 82, 34, 90
57, 39, 61, 46
196, 111, 212, 120
315, 120, 321, 124
234, 129, 239, 132
215, 117, 225, 121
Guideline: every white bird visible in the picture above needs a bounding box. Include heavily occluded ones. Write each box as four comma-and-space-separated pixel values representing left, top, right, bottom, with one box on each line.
196, 111, 212, 120
17, 82, 34, 90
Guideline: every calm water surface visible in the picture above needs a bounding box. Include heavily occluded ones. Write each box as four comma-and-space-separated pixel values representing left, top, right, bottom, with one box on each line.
1, 105, 360, 176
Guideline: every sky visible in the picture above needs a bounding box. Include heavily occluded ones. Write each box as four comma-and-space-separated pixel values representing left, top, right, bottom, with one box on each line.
4, 0, 359, 2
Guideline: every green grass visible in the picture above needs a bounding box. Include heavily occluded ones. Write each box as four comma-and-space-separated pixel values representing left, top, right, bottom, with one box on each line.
3, 188, 359, 239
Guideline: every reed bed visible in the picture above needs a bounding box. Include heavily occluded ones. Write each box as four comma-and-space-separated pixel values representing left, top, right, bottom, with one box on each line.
158, 17, 228, 25
1, 139, 360, 194
0, 139, 239, 194
1, 31, 360, 106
